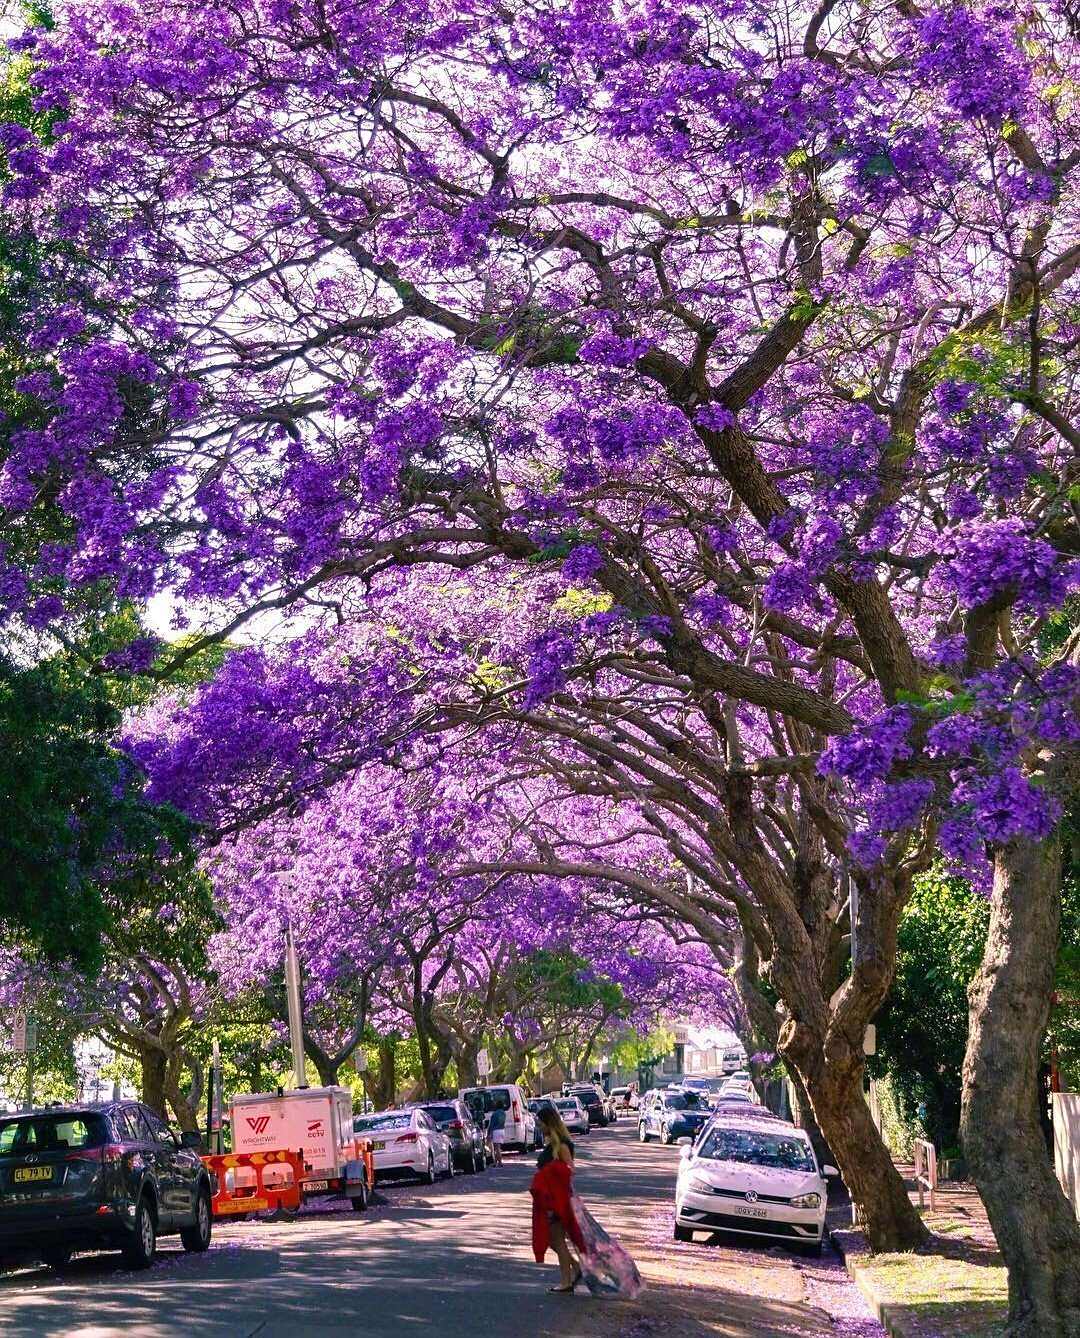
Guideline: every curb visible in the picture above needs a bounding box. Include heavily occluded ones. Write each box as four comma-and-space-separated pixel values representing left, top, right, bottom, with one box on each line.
829, 1227, 909, 1338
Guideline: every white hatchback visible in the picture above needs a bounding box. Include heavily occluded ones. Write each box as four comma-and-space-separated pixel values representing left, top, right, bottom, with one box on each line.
674, 1114, 837, 1254
353, 1108, 454, 1184
552, 1096, 591, 1136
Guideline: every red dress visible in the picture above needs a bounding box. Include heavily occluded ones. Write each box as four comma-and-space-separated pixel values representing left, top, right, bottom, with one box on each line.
529, 1157, 585, 1262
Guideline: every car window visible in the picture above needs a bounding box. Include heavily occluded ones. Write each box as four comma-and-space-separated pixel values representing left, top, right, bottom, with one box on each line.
0, 1112, 109, 1153
354, 1113, 412, 1132
132, 1108, 157, 1143
113, 1108, 143, 1142
141, 1109, 176, 1146
697, 1126, 816, 1172
461, 1088, 511, 1114
417, 1105, 457, 1124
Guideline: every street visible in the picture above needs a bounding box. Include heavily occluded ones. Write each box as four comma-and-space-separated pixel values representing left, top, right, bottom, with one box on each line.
0, 1123, 882, 1337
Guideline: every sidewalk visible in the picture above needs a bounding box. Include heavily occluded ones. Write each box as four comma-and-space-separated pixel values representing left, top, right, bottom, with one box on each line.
830, 1170, 1008, 1337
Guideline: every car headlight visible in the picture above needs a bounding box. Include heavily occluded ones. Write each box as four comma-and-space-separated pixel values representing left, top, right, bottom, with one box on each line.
688, 1176, 715, 1194
790, 1192, 821, 1209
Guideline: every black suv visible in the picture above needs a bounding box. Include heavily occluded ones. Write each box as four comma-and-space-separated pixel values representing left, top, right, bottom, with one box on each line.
409, 1100, 488, 1173
563, 1085, 608, 1127
0, 1102, 213, 1271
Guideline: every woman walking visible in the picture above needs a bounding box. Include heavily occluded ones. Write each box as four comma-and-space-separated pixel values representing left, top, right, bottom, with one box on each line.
531, 1106, 583, 1292
530, 1104, 644, 1300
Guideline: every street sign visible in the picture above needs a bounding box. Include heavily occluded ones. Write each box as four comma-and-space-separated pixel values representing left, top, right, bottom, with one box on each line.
11, 1012, 27, 1054
477, 1048, 491, 1077
354, 1051, 368, 1074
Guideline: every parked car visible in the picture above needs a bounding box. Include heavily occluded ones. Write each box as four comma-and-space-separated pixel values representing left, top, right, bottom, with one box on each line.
562, 1084, 608, 1127
721, 1048, 747, 1075
551, 1096, 591, 1136
409, 1100, 488, 1173
720, 1076, 759, 1104
0, 1102, 213, 1271
611, 1085, 639, 1111
673, 1112, 837, 1254
458, 1084, 535, 1153
353, 1108, 454, 1183
638, 1088, 711, 1144
681, 1076, 727, 1105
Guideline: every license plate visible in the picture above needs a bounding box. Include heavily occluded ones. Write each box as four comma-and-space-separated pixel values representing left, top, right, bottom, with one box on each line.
371, 1141, 385, 1151
14, 1167, 53, 1183
303, 1180, 329, 1192
732, 1205, 768, 1219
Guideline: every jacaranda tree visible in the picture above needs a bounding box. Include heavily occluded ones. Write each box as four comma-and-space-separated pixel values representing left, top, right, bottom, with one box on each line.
2, 2, 1079, 1327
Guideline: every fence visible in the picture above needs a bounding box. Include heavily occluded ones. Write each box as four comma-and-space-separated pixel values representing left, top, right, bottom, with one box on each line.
1053, 1093, 1080, 1222
913, 1137, 937, 1211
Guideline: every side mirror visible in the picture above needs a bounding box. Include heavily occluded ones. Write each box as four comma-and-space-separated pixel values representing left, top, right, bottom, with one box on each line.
822, 1164, 840, 1178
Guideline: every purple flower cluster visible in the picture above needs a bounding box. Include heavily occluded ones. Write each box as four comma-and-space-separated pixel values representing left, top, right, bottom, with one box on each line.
937, 520, 1079, 613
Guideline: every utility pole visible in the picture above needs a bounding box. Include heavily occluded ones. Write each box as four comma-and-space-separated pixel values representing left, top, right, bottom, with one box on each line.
285, 924, 308, 1090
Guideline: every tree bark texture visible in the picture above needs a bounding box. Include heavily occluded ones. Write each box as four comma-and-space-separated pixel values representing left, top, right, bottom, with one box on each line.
961, 834, 1080, 1338
140, 1047, 168, 1120
784, 1021, 929, 1252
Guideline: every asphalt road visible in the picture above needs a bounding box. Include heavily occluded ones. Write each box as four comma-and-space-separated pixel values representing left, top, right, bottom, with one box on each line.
0, 1120, 883, 1338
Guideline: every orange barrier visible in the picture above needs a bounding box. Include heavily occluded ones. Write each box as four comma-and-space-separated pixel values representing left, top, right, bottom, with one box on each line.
202, 1149, 304, 1217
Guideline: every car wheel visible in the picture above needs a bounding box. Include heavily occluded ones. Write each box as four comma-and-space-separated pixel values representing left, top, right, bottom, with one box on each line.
661, 1125, 673, 1145
445, 1149, 456, 1178
122, 1196, 157, 1269
40, 1246, 73, 1271
674, 1224, 694, 1243
470, 1149, 481, 1173
423, 1153, 436, 1185
180, 1185, 213, 1253
638, 1123, 649, 1142
350, 1181, 368, 1212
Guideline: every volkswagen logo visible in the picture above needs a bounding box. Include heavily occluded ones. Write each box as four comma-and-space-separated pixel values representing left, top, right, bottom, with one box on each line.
744, 1190, 758, 1203
24, 1154, 38, 1164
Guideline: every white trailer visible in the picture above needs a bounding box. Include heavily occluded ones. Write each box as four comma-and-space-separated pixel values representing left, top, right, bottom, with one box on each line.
229, 1086, 370, 1208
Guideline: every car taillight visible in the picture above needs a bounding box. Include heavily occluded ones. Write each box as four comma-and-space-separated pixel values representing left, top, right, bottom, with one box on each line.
396, 1132, 419, 1143
65, 1148, 103, 1164
447, 1121, 463, 1131
512, 1101, 521, 1121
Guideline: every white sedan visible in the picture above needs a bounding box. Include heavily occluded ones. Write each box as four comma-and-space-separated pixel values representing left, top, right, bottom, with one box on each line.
674, 1113, 837, 1254
353, 1108, 454, 1184
552, 1096, 591, 1136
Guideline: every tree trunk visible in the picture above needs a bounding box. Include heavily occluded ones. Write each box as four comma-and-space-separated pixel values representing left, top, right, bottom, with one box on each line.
140, 1047, 168, 1120
314, 1058, 339, 1086
362, 1034, 397, 1109
164, 1051, 203, 1133
785, 1024, 929, 1252
961, 834, 1080, 1338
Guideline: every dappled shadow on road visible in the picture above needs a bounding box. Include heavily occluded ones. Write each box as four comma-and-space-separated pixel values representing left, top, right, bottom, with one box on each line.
0, 1126, 882, 1337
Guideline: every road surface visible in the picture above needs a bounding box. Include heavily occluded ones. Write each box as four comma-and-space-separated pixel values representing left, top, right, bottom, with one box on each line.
0, 1121, 883, 1337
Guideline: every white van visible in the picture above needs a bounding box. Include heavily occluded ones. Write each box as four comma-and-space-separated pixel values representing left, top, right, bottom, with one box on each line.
458, 1084, 535, 1153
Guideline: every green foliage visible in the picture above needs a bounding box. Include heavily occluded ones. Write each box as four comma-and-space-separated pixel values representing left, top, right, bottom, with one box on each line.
608, 1025, 676, 1072
872, 852, 1080, 1142
0, 650, 193, 966
868, 869, 990, 1150
516, 949, 625, 1015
